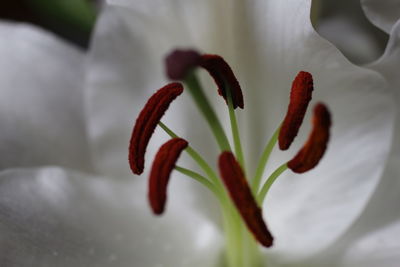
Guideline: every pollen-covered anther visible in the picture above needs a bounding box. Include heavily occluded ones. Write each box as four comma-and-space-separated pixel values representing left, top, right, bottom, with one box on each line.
129, 83, 184, 175
279, 71, 313, 150
149, 138, 188, 215
165, 49, 201, 80
288, 103, 331, 173
200, 54, 244, 109
218, 152, 273, 247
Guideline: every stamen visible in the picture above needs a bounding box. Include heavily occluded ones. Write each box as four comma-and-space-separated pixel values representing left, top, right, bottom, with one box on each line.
129, 83, 183, 175
288, 103, 331, 173
165, 50, 244, 109
279, 71, 313, 150
133, 49, 334, 263
218, 151, 273, 247
200, 55, 244, 109
165, 49, 201, 80
149, 138, 189, 215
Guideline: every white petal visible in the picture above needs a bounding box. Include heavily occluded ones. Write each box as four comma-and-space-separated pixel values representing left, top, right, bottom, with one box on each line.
0, 167, 223, 267
283, 154, 400, 267
340, 221, 400, 266
338, 157, 400, 266
316, 15, 383, 64
0, 22, 92, 172
307, 19, 400, 267
281, 222, 400, 267
276, 18, 400, 265
369, 19, 400, 155
361, 0, 400, 33
312, 0, 387, 64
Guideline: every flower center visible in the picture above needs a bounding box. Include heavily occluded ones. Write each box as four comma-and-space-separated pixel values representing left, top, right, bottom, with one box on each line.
129, 49, 332, 267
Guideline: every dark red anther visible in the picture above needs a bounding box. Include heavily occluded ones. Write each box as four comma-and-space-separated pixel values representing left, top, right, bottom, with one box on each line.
288, 103, 331, 173
165, 49, 201, 80
129, 83, 184, 175
279, 71, 314, 150
218, 152, 273, 247
200, 54, 244, 109
149, 138, 188, 215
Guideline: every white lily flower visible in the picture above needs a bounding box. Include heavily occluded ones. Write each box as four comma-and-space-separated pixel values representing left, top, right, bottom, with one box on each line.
0, 0, 398, 266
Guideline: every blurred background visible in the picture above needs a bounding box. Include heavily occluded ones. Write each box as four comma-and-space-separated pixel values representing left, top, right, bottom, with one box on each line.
0, 0, 98, 47
0, 0, 388, 64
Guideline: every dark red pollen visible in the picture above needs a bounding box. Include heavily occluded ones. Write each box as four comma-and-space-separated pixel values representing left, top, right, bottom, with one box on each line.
279, 71, 313, 150
129, 83, 184, 175
218, 152, 274, 247
165, 49, 201, 80
200, 54, 244, 109
288, 103, 331, 173
149, 138, 188, 215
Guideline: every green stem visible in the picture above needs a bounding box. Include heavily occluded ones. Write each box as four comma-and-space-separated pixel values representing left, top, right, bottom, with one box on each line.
184, 72, 231, 152
226, 87, 246, 173
174, 166, 220, 198
251, 126, 280, 193
257, 163, 288, 204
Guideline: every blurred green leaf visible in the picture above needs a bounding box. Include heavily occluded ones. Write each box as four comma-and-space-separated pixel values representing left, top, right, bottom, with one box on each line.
28, 0, 96, 33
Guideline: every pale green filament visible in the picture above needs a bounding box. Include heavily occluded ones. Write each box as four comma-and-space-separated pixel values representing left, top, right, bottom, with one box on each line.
158, 121, 224, 192
226, 87, 246, 173
174, 166, 220, 198
184, 72, 231, 152
252, 126, 280, 193
257, 163, 288, 204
